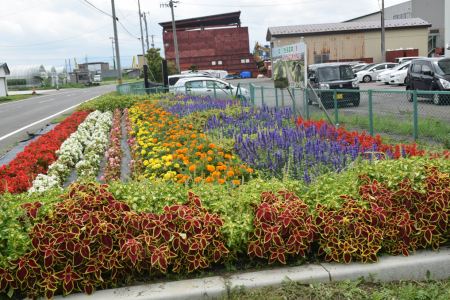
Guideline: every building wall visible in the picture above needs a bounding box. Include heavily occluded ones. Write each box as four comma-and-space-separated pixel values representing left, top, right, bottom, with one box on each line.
349, 13, 381, 22
0, 78, 6, 97
385, 1, 412, 19
412, 0, 445, 49
271, 27, 428, 66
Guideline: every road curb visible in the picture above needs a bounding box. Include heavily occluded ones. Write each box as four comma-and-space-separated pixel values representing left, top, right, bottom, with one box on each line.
48, 247, 450, 300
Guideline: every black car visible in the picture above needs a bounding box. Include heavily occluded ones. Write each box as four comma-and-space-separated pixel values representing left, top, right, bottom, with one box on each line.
308, 63, 360, 108
406, 57, 450, 105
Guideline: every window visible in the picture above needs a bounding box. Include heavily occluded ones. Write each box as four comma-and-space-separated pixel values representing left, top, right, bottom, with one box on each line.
186, 81, 204, 88
313, 53, 330, 64
411, 64, 422, 73
206, 81, 227, 89
246, 59, 250, 63
241, 59, 245, 63
421, 63, 432, 74
218, 61, 222, 65
212, 61, 216, 65
374, 65, 386, 71
387, 64, 397, 68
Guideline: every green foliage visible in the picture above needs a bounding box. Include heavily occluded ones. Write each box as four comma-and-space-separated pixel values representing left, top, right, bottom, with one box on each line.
145, 48, 177, 83
109, 177, 305, 254
0, 189, 62, 268
75, 93, 161, 113
43, 78, 52, 88
187, 64, 198, 72
6, 79, 26, 86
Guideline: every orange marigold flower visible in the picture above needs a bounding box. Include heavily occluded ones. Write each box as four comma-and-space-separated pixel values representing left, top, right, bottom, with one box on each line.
189, 165, 196, 172
227, 171, 235, 177
176, 174, 184, 178
209, 143, 216, 149
225, 154, 231, 159
206, 177, 214, 183
195, 177, 202, 183
206, 165, 215, 172
218, 152, 224, 156
153, 139, 157, 143
176, 143, 182, 148
189, 125, 193, 128
195, 152, 202, 156
197, 145, 203, 150
207, 150, 213, 155
218, 179, 225, 185
191, 134, 197, 139
247, 168, 254, 173
233, 180, 240, 186
207, 157, 213, 162
177, 154, 184, 159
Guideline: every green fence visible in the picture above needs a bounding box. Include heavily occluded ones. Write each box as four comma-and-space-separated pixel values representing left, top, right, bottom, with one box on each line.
118, 81, 450, 145
116, 82, 144, 96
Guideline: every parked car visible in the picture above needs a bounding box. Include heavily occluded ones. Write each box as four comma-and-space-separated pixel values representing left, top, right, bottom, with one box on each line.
233, 75, 242, 79
168, 73, 213, 86
389, 62, 416, 86
357, 63, 398, 83
173, 77, 251, 102
406, 57, 450, 105
376, 61, 411, 84
307, 62, 360, 108
94, 75, 102, 82
225, 74, 234, 80
351, 63, 368, 72
395, 56, 426, 64
353, 63, 377, 73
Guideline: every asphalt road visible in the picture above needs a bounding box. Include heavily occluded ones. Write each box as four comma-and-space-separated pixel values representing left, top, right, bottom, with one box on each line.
0, 85, 116, 154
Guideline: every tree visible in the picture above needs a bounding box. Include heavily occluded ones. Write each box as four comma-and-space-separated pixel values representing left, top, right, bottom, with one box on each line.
145, 48, 177, 83
187, 64, 198, 73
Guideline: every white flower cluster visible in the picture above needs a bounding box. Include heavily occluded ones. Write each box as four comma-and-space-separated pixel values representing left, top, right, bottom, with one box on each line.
29, 111, 113, 194
75, 112, 112, 178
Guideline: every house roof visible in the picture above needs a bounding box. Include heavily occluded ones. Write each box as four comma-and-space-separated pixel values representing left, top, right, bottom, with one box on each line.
159, 11, 241, 31
266, 18, 431, 41
0, 63, 10, 75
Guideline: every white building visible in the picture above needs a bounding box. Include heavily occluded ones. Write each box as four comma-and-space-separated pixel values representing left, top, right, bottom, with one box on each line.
0, 63, 10, 97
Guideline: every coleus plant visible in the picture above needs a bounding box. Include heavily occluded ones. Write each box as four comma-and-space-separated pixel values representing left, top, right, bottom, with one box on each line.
247, 190, 319, 264
2, 183, 230, 299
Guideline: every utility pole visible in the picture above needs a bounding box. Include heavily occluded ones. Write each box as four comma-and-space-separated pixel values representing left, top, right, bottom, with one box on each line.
137, 0, 150, 87
151, 35, 155, 48
111, 0, 122, 85
143, 12, 150, 51
110, 37, 116, 70
69, 59, 72, 73
161, 1, 181, 74
381, 0, 386, 62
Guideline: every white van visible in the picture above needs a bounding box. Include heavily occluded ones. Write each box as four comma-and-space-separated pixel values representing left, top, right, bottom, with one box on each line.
94, 75, 102, 82
395, 57, 426, 64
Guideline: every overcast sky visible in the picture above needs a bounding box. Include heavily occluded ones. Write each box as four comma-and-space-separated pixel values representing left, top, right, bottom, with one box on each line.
0, 0, 409, 70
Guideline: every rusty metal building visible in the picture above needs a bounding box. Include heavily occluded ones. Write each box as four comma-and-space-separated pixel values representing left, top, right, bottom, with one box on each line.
159, 11, 258, 75
266, 18, 431, 66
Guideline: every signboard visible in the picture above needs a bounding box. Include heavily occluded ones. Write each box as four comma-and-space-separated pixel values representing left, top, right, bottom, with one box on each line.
272, 42, 307, 89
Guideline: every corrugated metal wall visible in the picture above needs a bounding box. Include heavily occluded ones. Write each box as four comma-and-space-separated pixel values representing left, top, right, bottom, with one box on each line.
163, 27, 258, 74
272, 27, 428, 66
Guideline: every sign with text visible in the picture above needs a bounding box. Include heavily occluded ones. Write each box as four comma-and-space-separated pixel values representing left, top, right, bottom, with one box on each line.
272, 42, 307, 89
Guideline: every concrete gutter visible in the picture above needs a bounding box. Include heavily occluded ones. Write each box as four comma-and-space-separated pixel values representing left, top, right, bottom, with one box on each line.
48, 246, 450, 300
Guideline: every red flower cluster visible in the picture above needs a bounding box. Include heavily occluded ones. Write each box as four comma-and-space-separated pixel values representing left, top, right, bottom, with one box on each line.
0, 110, 91, 194
295, 118, 449, 159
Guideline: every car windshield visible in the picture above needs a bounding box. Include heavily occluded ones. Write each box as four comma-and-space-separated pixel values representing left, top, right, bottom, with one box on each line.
318, 66, 354, 81
434, 60, 450, 75
392, 62, 409, 71
353, 65, 366, 71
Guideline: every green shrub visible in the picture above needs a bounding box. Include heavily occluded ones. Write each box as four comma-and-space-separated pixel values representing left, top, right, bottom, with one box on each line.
75, 93, 162, 112
6, 79, 26, 86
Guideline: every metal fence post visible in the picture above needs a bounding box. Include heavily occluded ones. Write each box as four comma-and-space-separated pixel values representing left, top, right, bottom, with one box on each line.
275, 88, 279, 108
240, 87, 243, 105
292, 88, 296, 119
413, 89, 418, 141
213, 84, 217, 99
251, 84, 255, 105
305, 89, 310, 119
185, 85, 188, 95
368, 90, 373, 137
261, 86, 264, 106
333, 89, 338, 126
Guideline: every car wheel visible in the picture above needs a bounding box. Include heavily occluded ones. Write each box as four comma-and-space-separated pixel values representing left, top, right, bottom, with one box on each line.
406, 87, 413, 102
433, 93, 441, 105
384, 82, 389, 85
363, 75, 371, 83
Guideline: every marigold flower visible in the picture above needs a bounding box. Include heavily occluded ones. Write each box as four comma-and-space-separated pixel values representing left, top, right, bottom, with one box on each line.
207, 150, 213, 155
191, 134, 197, 139
218, 152, 224, 156
218, 179, 225, 185
247, 168, 254, 173
189, 164, 196, 171
209, 143, 216, 149
225, 154, 231, 159
233, 180, 240, 186
206, 177, 214, 183
206, 165, 215, 172
207, 157, 213, 162
227, 171, 235, 177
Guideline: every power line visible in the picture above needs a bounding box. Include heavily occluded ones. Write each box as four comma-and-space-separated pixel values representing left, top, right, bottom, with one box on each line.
180, 0, 327, 7
117, 6, 140, 26
0, 24, 111, 48
0, 0, 57, 18
78, 0, 112, 17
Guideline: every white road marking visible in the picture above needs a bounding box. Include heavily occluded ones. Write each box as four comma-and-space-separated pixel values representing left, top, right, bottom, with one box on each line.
39, 99, 55, 103
0, 96, 101, 141
0, 90, 74, 106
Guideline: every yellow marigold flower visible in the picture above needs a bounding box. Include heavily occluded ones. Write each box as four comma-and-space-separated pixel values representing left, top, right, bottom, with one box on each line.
141, 150, 146, 155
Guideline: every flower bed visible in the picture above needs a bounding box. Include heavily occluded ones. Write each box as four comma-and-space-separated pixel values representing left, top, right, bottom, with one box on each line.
28, 111, 112, 194
2, 93, 450, 299
101, 109, 124, 183
0, 110, 90, 194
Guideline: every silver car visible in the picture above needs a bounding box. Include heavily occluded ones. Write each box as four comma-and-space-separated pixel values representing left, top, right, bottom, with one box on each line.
174, 77, 251, 102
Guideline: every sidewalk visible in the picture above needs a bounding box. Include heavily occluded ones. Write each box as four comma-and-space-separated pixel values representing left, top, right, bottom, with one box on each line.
8, 88, 77, 96
49, 246, 450, 300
